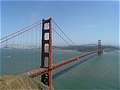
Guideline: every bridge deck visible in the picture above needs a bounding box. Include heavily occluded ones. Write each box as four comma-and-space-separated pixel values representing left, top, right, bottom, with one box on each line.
25, 51, 97, 78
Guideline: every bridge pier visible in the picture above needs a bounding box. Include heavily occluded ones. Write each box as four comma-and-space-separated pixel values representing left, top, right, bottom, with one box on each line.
41, 17, 53, 90
97, 40, 103, 56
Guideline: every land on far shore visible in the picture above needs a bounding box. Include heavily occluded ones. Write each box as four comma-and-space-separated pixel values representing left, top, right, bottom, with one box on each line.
53, 45, 119, 52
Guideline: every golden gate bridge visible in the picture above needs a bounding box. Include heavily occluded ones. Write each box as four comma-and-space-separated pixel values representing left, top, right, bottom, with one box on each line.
0, 17, 103, 90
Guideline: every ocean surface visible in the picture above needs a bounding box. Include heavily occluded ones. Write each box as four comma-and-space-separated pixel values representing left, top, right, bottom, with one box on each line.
0, 48, 119, 90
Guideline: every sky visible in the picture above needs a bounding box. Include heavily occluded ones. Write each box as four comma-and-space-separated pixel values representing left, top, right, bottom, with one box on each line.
1, 0, 119, 46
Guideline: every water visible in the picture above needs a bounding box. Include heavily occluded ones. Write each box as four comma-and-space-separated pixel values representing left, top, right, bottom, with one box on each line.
54, 51, 120, 90
0, 48, 80, 74
0, 48, 119, 90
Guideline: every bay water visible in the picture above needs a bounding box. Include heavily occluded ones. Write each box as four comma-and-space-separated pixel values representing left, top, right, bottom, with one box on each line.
0, 48, 119, 90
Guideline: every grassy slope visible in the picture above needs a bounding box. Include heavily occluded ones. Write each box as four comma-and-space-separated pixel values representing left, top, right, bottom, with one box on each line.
0, 75, 49, 90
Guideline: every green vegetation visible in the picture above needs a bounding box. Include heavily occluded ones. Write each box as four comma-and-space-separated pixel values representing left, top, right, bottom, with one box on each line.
0, 75, 49, 90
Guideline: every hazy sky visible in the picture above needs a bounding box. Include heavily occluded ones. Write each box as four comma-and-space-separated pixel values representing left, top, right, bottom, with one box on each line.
1, 1, 119, 46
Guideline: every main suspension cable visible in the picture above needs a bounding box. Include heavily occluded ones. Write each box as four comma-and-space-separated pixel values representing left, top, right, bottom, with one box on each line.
52, 19, 75, 45
53, 28, 71, 45
0, 20, 41, 41
0, 23, 41, 44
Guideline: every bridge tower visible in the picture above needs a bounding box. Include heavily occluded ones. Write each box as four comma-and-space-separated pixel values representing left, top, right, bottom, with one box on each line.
97, 40, 103, 55
41, 17, 53, 89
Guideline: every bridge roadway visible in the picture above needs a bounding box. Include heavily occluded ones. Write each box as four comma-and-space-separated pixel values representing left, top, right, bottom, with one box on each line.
25, 51, 97, 78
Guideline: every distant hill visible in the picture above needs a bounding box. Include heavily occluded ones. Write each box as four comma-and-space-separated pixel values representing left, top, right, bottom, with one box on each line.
55, 45, 119, 52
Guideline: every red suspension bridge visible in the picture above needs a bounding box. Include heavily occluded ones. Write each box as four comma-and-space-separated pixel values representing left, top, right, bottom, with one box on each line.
0, 17, 103, 90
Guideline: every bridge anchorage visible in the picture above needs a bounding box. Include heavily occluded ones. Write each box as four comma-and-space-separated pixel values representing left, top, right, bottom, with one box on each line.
97, 40, 103, 55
